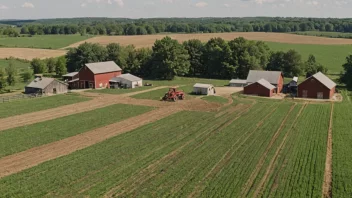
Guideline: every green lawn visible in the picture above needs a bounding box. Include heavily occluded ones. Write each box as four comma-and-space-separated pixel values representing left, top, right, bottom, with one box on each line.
144, 77, 229, 87
0, 94, 90, 118
0, 104, 153, 158
267, 42, 352, 74
88, 86, 154, 95
0, 35, 92, 49
202, 95, 228, 104
0, 59, 31, 73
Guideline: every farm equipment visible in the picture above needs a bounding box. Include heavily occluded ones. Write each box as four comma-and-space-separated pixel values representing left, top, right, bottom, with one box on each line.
162, 87, 185, 102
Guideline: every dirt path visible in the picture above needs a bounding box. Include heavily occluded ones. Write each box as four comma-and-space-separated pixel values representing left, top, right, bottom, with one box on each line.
253, 103, 307, 198
0, 107, 181, 179
322, 103, 334, 198
241, 103, 296, 197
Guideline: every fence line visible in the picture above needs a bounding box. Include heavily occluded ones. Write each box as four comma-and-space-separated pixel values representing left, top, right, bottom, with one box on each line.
0, 93, 43, 103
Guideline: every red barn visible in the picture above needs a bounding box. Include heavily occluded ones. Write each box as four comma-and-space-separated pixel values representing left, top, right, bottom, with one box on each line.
244, 79, 276, 97
298, 72, 336, 99
78, 61, 122, 89
246, 70, 284, 93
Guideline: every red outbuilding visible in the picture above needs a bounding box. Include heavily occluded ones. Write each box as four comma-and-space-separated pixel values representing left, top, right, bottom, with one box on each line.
246, 70, 284, 93
77, 61, 122, 89
298, 72, 336, 99
244, 79, 276, 97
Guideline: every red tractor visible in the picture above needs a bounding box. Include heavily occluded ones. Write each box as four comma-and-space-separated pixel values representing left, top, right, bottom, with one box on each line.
162, 87, 185, 102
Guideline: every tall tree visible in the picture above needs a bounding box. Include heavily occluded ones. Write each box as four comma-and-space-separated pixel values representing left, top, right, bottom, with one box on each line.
66, 43, 107, 72
304, 54, 328, 78
30, 58, 46, 74
55, 57, 67, 76
150, 36, 190, 79
267, 51, 286, 71
106, 43, 129, 69
203, 37, 234, 78
282, 49, 303, 77
0, 69, 6, 92
136, 48, 153, 76
5, 61, 17, 86
183, 39, 205, 76
340, 55, 352, 89
21, 70, 32, 83
46, 58, 56, 73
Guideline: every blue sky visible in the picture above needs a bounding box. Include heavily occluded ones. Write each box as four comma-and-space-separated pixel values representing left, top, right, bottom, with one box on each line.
0, 0, 351, 19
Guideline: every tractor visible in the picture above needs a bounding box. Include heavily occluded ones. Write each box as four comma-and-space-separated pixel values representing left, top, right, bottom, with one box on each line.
162, 87, 185, 102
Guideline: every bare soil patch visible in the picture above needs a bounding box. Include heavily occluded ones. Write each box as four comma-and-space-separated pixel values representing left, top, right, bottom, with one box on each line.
0, 48, 67, 60
322, 103, 334, 198
215, 87, 242, 96
65, 32, 352, 49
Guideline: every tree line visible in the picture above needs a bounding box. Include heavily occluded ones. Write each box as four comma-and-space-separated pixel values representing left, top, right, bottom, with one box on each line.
63, 36, 327, 80
0, 27, 19, 37
8, 17, 352, 36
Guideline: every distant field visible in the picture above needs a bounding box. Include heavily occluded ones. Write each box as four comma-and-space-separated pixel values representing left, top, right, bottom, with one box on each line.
292, 31, 352, 39
0, 104, 153, 158
0, 94, 90, 118
65, 32, 352, 49
267, 42, 352, 74
0, 48, 66, 60
0, 35, 92, 49
0, 59, 30, 73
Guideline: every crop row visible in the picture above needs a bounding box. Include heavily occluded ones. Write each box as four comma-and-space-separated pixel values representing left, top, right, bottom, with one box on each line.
332, 104, 352, 197
261, 103, 330, 197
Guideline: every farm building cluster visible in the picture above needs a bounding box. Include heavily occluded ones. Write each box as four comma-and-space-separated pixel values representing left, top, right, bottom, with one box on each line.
25, 61, 143, 95
230, 70, 336, 100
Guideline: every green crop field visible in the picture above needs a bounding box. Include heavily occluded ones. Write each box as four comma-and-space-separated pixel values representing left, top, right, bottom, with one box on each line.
0, 94, 90, 118
267, 42, 352, 74
0, 98, 335, 197
0, 35, 92, 49
0, 104, 153, 158
332, 104, 352, 197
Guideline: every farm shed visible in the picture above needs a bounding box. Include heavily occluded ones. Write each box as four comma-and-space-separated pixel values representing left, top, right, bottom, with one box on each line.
77, 61, 122, 89
246, 70, 284, 93
25, 77, 68, 95
193, 83, 216, 95
62, 72, 79, 89
109, 73, 143, 89
244, 79, 276, 97
298, 72, 336, 99
229, 79, 247, 87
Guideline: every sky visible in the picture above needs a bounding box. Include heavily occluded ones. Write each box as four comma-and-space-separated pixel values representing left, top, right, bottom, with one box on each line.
0, 0, 351, 20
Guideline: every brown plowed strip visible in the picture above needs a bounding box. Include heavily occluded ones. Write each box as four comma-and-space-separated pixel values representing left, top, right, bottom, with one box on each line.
0, 48, 67, 60
0, 87, 171, 132
0, 107, 181, 179
253, 103, 307, 198
241, 103, 296, 196
322, 103, 334, 198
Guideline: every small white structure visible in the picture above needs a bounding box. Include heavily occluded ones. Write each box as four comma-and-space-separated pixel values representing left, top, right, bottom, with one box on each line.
193, 83, 216, 95
229, 79, 247, 87
110, 73, 143, 89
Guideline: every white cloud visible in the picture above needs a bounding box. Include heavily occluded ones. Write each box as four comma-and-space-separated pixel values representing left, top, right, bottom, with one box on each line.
195, 2, 208, 7
0, 5, 9, 10
22, 2, 35, 8
82, 0, 124, 7
81, 3, 87, 7
115, 0, 124, 7
224, 3, 230, 7
306, 1, 318, 6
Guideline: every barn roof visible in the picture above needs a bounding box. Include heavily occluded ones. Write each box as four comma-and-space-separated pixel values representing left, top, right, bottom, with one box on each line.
247, 70, 283, 85
62, 72, 78, 77
26, 77, 55, 89
256, 79, 276, 90
229, 79, 247, 84
110, 73, 142, 82
292, 77, 298, 82
194, 83, 214, 88
303, 72, 336, 89
85, 61, 122, 74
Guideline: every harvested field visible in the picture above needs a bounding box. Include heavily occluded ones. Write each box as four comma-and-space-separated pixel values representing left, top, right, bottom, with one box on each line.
65, 32, 352, 49
0, 48, 67, 60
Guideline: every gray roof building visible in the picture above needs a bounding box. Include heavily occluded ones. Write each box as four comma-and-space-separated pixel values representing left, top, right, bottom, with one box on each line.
110, 73, 142, 82
256, 79, 276, 90
229, 79, 247, 84
193, 83, 214, 89
62, 72, 78, 77
85, 61, 122, 74
247, 70, 283, 85
26, 77, 56, 89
